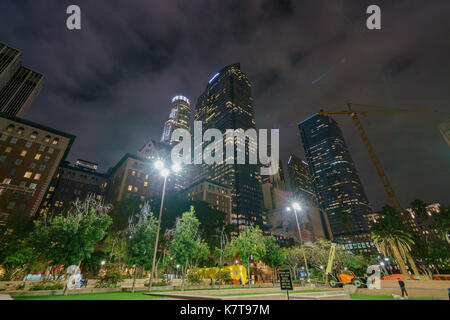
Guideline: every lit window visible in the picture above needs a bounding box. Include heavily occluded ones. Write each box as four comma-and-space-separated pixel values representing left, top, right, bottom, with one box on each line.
52, 138, 59, 145
144, 181, 148, 187
30, 131, 38, 139
44, 135, 51, 143
17, 127, 24, 135
24, 171, 32, 178
6, 124, 14, 132
34, 173, 41, 180
5, 146, 12, 153
128, 185, 132, 191
35, 153, 42, 160
131, 170, 136, 176
134, 187, 138, 192
20, 150, 27, 157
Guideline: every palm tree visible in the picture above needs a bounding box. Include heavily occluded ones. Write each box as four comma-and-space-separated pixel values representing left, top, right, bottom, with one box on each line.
380, 205, 422, 279
371, 214, 415, 279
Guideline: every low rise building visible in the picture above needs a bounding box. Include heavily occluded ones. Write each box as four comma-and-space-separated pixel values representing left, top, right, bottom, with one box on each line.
182, 179, 232, 224
39, 160, 107, 215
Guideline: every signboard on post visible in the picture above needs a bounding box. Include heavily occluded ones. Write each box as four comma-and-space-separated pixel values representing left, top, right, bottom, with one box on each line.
278, 269, 293, 300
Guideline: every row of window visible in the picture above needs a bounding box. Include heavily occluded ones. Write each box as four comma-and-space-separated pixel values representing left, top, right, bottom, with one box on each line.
3, 125, 60, 145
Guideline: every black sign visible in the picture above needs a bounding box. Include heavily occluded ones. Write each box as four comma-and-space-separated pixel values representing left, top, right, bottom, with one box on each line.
279, 269, 293, 291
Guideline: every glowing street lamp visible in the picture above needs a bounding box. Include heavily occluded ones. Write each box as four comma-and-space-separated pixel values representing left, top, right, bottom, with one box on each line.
286, 202, 310, 282
148, 160, 182, 292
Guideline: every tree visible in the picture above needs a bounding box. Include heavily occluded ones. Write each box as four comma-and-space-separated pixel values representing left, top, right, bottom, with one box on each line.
262, 235, 285, 286
126, 201, 158, 293
0, 214, 37, 280
282, 246, 303, 280
225, 225, 266, 287
168, 206, 208, 291
29, 195, 112, 294
370, 213, 414, 279
214, 225, 229, 289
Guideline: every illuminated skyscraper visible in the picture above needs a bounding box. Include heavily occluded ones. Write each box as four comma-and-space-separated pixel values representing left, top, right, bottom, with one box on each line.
0, 43, 44, 117
287, 154, 317, 206
192, 63, 263, 233
298, 114, 374, 250
161, 95, 191, 145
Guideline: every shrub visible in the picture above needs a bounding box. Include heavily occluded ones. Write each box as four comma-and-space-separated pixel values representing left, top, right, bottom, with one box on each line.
144, 280, 168, 287
216, 269, 232, 285
29, 282, 64, 291
187, 270, 202, 285
95, 263, 123, 288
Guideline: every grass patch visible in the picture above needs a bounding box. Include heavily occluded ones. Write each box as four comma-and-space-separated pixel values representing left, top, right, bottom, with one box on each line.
14, 291, 166, 300
350, 294, 441, 300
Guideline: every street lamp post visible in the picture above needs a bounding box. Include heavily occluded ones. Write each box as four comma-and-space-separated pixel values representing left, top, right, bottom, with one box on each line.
287, 202, 310, 283
148, 161, 181, 292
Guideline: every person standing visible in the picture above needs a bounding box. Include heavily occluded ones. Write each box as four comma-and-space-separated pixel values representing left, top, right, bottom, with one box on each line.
398, 279, 408, 298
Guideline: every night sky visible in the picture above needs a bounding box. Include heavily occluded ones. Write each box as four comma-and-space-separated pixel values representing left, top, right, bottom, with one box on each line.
1, 0, 449, 211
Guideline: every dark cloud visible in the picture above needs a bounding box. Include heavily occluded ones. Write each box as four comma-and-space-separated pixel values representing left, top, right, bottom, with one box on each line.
0, 0, 449, 211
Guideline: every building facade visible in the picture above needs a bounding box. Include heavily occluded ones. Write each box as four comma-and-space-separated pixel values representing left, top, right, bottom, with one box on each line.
161, 95, 191, 145
0, 113, 74, 223
104, 153, 165, 203
298, 114, 374, 251
192, 63, 263, 233
0, 43, 44, 117
182, 179, 232, 224
287, 154, 318, 206
39, 160, 107, 215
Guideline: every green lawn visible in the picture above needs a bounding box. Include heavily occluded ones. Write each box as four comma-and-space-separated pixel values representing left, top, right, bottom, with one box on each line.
350, 294, 441, 300
14, 291, 166, 300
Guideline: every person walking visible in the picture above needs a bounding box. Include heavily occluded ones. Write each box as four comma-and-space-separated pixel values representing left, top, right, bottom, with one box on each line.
398, 279, 408, 298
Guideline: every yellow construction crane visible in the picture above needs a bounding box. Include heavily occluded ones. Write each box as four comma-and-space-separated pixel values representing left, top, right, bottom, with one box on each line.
318, 103, 437, 216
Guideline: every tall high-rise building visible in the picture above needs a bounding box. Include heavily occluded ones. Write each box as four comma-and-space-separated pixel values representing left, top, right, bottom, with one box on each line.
0, 43, 44, 117
192, 63, 263, 233
298, 114, 374, 250
161, 95, 191, 145
287, 154, 317, 206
